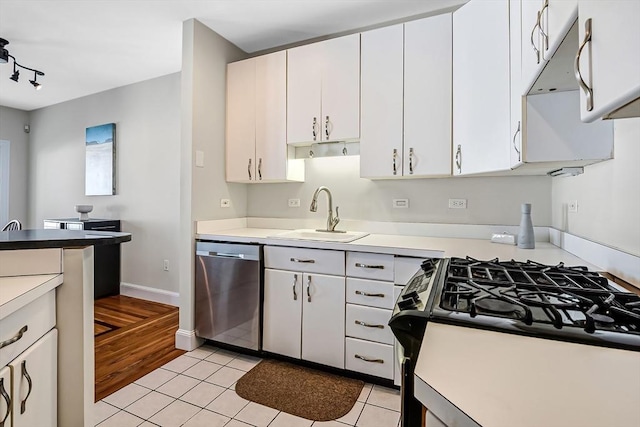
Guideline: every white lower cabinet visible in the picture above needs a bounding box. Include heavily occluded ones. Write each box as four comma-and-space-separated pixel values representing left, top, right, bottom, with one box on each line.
0, 365, 11, 427
263, 246, 346, 369
345, 338, 395, 380
8, 330, 57, 427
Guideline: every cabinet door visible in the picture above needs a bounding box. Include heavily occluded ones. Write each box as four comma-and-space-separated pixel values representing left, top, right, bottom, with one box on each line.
541, 0, 577, 61
404, 14, 452, 177
320, 34, 360, 142
226, 58, 256, 182
255, 51, 287, 182
510, 0, 524, 168
576, 0, 640, 122
453, 0, 511, 175
360, 24, 404, 179
521, 0, 545, 93
302, 273, 345, 369
10, 329, 57, 427
263, 269, 302, 359
287, 44, 322, 145
0, 366, 11, 427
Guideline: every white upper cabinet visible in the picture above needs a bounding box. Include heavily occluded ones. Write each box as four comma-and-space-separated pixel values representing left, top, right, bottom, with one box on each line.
575, 0, 640, 122
510, 0, 524, 168
521, 0, 546, 93
360, 24, 404, 178
287, 34, 360, 145
226, 58, 255, 182
453, 0, 511, 176
360, 15, 452, 179
404, 14, 452, 177
541, 0, 578, 61
226, 52, 303, 183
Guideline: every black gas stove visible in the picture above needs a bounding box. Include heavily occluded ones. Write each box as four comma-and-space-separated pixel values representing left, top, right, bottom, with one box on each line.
389, 256, 640, 427
432, 257, 640, 351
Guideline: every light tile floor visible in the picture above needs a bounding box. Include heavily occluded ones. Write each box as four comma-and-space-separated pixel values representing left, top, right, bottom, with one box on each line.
96, 344, 401, 427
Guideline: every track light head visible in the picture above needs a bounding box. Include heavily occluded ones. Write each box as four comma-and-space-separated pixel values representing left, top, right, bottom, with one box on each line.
10, 68, 19, 82
30, 76, 42, 90
0, 38, 8, 63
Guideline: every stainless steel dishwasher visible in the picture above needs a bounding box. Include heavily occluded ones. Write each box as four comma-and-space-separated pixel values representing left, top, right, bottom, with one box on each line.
195, 241, 262, 351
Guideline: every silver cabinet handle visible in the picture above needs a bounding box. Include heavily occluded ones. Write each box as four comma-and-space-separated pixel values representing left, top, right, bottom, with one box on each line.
325, 116, 330, 139
574, 18, 593, 112
455, 145, 462, 173
247, 158, 252, 180
355, 354, 384, 364
355, 320, 385, 329
0, 325, 27, 349
290, 258, 315, 263
539, 0, 549, 53
0, 378, 11, 427
307, 275, 311, 302
292, 274, 298, 301
392, 149, 398, 175
530, 12, 541, 65
20, 360, 32, 414
513, 121, 521, 162
355, 290, 385, 298
355, 263, 384, 269
409, 148, 414, 174
312, 117, 318, 141
258, 158, 262, 181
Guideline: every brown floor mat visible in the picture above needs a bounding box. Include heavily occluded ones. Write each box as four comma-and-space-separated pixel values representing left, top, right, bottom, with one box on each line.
235, 359, 364, 421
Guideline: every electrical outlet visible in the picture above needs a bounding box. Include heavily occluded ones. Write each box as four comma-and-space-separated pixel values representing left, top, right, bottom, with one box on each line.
163, 259, 169, 271
393, 199, 409, 208
288, 198, 301, 208
220, 199, 231, 208
568, 200, 578, 213
448, 198, 467, 209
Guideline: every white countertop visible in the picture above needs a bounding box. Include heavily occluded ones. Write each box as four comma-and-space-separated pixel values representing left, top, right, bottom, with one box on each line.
196, 227, 601, 269
0, 273, 63, 320
414, 322, 640, 427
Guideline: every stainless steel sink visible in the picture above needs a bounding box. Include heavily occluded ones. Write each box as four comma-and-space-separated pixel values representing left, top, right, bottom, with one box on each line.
268, 229, 369, 243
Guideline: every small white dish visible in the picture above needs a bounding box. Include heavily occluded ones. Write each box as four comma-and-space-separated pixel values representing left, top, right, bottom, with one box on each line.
75, 204, 93, 221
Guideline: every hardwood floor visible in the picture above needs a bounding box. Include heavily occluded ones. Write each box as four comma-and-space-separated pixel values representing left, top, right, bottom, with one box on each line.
94, 295, 185, 401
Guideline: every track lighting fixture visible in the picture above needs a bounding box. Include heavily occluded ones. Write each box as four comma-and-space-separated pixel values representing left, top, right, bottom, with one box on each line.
1, 37, 45, 89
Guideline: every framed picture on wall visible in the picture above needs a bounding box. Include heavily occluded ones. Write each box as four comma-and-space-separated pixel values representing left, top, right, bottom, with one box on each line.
85, 123, 116, 196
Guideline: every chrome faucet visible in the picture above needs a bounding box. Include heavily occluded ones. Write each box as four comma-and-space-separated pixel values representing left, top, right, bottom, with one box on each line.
310, 186, 341, 232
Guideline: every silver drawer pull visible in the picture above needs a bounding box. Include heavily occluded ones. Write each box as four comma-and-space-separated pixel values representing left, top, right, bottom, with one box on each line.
290, 258, 315, 263
355, 290, 385, 298
355, 354, 385, 364
0, 377, 11, 426
355, 263, 384, 269
0, 325, 28, 349
20, 360, 32, 414
355, 320, 384, 329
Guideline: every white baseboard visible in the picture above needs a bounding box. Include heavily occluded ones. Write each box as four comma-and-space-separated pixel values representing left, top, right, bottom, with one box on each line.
550, 229, 640, 287
175, 329, 203, 351
120, 282, 180, 307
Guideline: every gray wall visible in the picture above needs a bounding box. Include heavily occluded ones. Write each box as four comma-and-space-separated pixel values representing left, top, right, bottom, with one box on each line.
552, 118, 640, 257
247, 156, 552, 226
28, 73, 182, 293
179, 19, 246, 335
0, 106, 30, 225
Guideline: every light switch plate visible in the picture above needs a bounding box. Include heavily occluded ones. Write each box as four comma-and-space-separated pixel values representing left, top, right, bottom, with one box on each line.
195, 150, 205, 168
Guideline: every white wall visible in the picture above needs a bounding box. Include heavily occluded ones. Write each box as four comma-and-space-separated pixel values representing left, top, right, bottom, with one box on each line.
0, 106, 30, 225
247, 156, 552, 226
178, 19, 246, 344
552, 118, 640, 257
28, 73, 182, 292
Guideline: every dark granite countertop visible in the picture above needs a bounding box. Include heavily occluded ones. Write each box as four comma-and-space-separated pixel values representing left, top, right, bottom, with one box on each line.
0, 229, 131, 250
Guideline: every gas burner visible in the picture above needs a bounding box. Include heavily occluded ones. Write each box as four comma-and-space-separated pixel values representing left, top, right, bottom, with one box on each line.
443, 282, 479, 298
518, 291, 584, 309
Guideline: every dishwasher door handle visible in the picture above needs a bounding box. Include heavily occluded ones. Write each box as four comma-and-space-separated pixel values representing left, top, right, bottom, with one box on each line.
196, 251, 247, 259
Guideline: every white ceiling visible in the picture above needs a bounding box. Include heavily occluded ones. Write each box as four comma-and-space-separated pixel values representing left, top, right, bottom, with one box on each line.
0, 0, 467, 111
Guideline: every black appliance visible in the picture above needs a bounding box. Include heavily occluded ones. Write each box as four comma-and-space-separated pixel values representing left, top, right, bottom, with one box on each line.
389, 256, 640, 427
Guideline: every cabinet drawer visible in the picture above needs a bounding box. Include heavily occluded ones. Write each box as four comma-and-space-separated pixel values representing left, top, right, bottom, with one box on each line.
346, 304, 394, 345
0, 290, 56, 367
345, 337, 394, 379
346, 252, 394, 281
265, 246, 345, 275
346, 278, 394, 309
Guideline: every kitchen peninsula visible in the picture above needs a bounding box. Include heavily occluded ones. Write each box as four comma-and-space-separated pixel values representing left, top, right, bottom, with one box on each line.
0, 229, 131, 427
